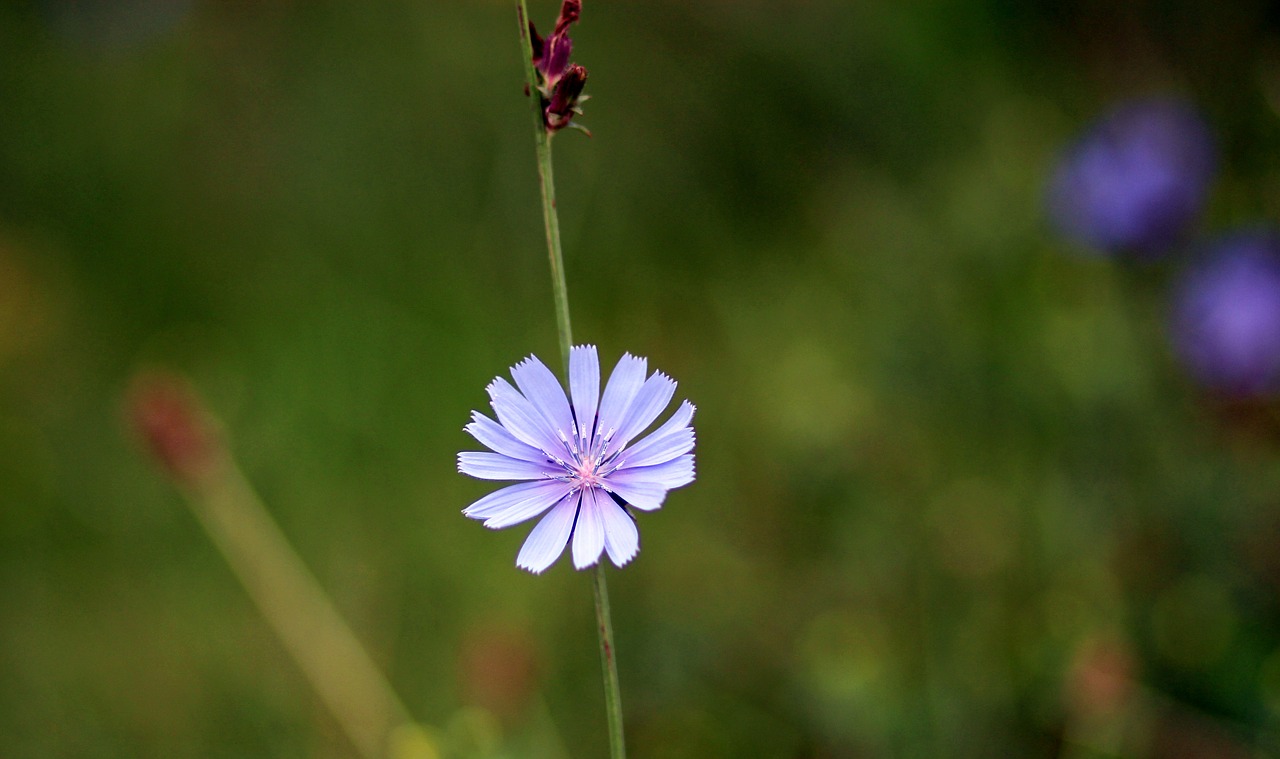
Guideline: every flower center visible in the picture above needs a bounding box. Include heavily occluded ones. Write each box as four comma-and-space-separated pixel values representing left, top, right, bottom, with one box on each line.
554, 423, 620, 491
570, 453, 604, 489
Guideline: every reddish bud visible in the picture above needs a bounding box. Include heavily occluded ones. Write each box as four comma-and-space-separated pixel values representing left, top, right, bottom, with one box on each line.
539, 33, 573, 84
127, 371, 223, 485
528, 0, 589, 136
528, 21, 544, 64
553, 0, 581, 36
1065, 635, 1135, 720
545, 64, 587, 132
457, 626, 540, 722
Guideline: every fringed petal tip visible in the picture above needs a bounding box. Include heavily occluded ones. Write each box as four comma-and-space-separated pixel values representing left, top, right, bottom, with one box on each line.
527, 553, 638, 573
572, 555, 603, 571
610, 556, 634, 569
516, 559, 555, 575
515, 496, 578, 573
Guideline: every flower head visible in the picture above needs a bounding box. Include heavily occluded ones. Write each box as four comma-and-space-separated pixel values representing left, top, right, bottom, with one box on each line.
528, 0, 590, 134
1047, 97, 1216, 257
459, 346, 695, 573
1170, 231, 1280, 396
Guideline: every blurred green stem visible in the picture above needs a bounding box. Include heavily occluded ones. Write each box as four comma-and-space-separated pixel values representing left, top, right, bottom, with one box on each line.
184, 459, 414, 759
132, 372, 434, 759
515, 4, 627, 758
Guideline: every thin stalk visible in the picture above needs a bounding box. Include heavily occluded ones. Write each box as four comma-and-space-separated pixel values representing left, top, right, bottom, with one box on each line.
592, 564, 626, 759
515, 0, 573, 366
130, 373, 421, 759
514, 4, 626, 758
184, 462, 415, 759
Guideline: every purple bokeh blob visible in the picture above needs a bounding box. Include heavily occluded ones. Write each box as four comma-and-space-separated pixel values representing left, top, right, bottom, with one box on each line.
1170, 232, 1280, 396
1048, 98, 1217, 257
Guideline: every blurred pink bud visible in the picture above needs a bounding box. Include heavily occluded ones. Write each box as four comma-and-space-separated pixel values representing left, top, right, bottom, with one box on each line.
1065, 635, 1135, 720
127, 371, 222, 484
457, 626, 540, 721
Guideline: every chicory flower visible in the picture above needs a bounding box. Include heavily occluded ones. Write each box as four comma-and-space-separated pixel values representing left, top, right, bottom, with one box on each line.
460, 346, 695, 573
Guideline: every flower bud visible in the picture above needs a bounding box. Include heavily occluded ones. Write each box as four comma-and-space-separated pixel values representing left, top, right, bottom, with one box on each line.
544, 64, 587, 132
127, 371, 223, 485
527, 0, 589, 135
539, 33, 573, 87
553, 0, 581, 35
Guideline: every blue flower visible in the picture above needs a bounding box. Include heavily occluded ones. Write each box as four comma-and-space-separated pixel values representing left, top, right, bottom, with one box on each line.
1170, 231, 1280, 396
460, 346, 695, 573
1047, 98, 1216, 257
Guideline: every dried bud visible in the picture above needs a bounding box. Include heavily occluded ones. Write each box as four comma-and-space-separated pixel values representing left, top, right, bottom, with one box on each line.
553, 0, 581, 35
127, 371, 223, 485
545, 64, 587, 132
539, 33, 573, 86
528, 0, 589, 135
528, 21, 544, 64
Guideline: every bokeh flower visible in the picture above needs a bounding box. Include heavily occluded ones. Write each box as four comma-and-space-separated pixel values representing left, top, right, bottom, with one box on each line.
459, 346, 695, 573
1170, 231, 1280, 396
1047, 98, 1216, 257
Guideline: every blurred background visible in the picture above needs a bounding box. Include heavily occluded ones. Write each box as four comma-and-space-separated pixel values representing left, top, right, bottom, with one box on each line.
5, 0, 1280, 756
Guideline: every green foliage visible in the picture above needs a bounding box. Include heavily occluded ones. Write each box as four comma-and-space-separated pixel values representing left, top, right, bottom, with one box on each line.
3, 1, 1280, 756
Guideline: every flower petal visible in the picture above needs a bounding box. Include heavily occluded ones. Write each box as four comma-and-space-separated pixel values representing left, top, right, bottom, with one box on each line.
517, 492, 581, 574
606, 371, 676, 457
463, 480, 566, 520
596, 353, 647, 445
600, 497, 639, 568
569, 345, 600, 444
604, 478, 667, 512
511, 355, 576, 444
465, 412, 546, 462
639, 399, 696, 442
484, 481, 573, 529
572, 487, 607, 569
617, 426, 694, 470
458, 451, 560, 480
608, 453, 695, 490
488, 376, 565, 455
616, 399, 696, 469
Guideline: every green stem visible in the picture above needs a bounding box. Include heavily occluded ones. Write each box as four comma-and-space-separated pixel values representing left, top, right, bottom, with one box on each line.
515, 0, 573, 368
593, 564, 627, 759
514, 4, 626, 758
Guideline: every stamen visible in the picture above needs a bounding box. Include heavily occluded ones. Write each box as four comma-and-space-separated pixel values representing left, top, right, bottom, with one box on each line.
558, 427, 579, 456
